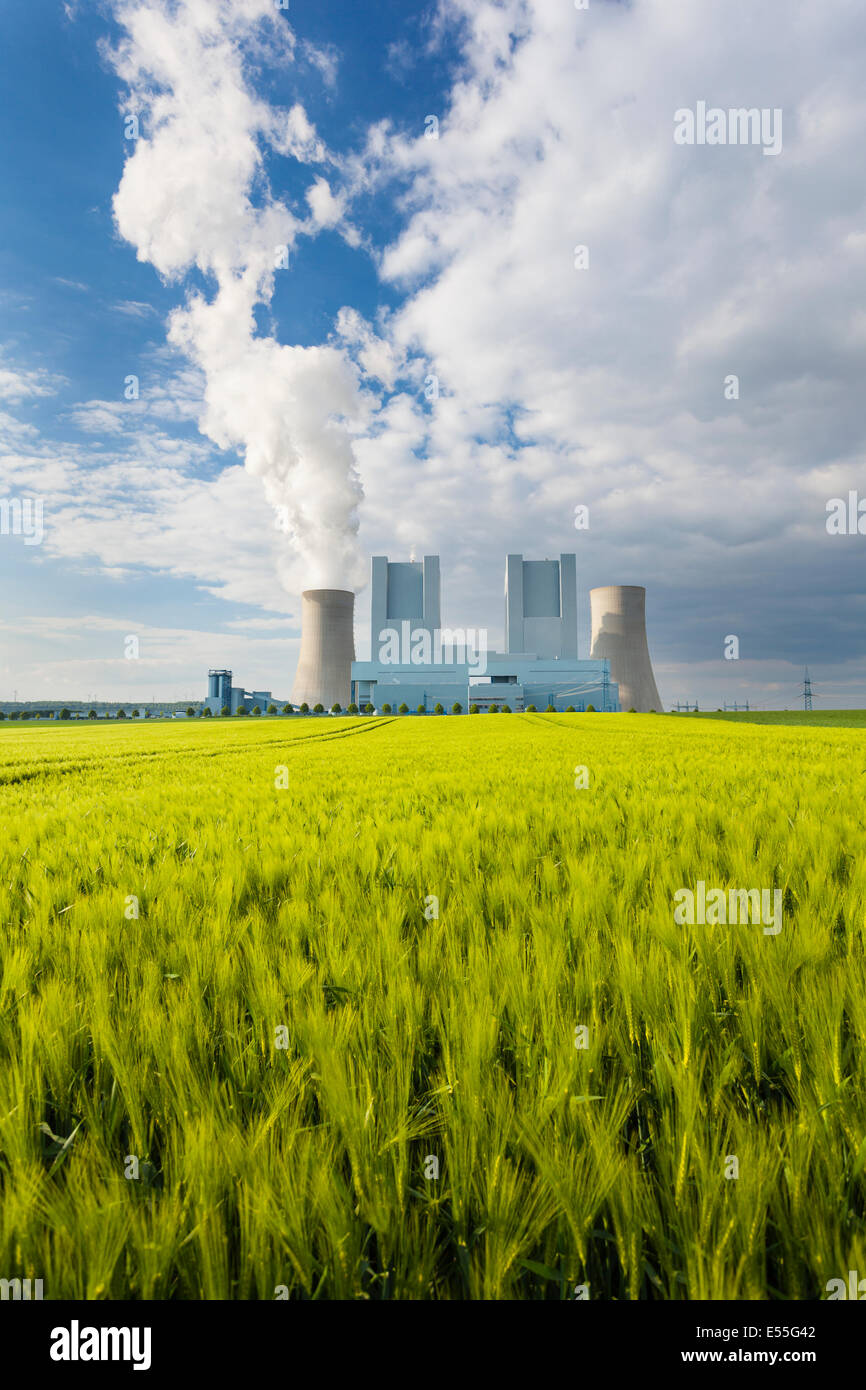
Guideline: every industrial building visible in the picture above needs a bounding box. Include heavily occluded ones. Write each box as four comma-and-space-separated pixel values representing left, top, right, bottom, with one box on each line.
371, 554, 441, 649
350, 553, 621, 712
205, 670, 273, 715
205, 554, 664, 715
505, 554, 578, 659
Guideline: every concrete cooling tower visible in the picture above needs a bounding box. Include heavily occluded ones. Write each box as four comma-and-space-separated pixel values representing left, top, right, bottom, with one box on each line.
590, 586, 662, 713
291, 589, 355, 709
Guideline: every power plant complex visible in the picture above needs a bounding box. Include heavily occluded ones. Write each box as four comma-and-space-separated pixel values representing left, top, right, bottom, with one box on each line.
207, 553, 663, 715
204, 553, 664, 717
350, 553, 621, 712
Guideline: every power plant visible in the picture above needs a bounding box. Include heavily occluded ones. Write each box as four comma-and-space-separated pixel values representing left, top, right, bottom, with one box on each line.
348, 553, 661, 713
205, 555, 663, 714
589, 586, 662, 712
291, 589, 356, 711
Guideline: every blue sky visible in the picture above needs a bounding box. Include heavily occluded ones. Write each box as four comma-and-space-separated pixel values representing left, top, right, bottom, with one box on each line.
2, 0, 866, 707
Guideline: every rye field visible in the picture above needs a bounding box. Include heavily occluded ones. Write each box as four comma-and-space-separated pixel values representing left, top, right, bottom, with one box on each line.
0, 712, 864, 1301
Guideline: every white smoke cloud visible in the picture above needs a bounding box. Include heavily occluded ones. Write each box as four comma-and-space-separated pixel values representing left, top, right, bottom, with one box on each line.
105, 0, 365, 592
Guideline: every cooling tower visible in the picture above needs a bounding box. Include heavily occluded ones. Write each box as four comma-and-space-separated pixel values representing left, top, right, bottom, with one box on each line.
590, 586, 662, 712
291, 589, 356, 709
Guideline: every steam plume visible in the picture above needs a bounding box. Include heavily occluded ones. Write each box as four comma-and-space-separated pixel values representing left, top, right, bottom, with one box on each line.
106, 0, 364, 591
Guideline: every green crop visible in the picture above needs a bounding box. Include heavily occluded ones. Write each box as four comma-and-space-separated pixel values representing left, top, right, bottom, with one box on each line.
0, 712, 864, 1300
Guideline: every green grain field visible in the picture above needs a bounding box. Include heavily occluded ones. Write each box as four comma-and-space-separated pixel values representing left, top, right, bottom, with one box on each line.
0, 712, 864, 1300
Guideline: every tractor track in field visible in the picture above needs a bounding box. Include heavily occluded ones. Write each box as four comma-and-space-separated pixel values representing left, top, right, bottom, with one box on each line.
521, 711, 620, 737
0, 718, 397, 789
519, 711, 570, 734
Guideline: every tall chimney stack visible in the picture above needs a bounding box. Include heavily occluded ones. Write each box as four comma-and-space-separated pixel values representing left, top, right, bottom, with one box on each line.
590, 585, 662, 712
291, 589, 355, 709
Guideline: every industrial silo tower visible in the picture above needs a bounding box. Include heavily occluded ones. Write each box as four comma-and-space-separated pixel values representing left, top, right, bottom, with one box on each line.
589, 586, 662, 712
208, 670, 232, 709
291, 590, 356, 709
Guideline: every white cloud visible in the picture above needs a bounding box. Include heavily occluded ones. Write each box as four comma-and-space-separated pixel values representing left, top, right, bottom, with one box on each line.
272, 102, 326, 164
336, 307, 402, 391
384, 40, 415, 84
0, 356, 66, 403
68, 402, 139, 435
224, 615, 298, 631
112, 299, 158, 318
0, 401, 308, 612
67, 364, 205, 434
0, 411, 41, 445
301, 39, 339, 90
305, 176, 346, 230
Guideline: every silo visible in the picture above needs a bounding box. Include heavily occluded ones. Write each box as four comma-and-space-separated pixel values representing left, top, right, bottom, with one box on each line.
208, 669, 232, 707
291, 590, 355, 709
589, 586, 662, 712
